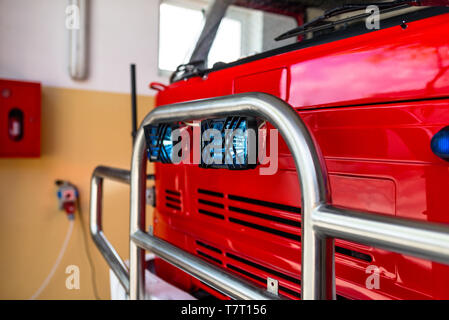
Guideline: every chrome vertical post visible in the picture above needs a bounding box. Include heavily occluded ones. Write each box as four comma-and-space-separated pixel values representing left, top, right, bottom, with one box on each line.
130, 128, 147, 300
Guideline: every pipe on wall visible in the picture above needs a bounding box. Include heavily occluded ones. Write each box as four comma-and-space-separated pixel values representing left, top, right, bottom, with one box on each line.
67, 0, 88, 80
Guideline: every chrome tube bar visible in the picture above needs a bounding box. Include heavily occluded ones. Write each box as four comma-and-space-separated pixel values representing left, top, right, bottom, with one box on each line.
314, 205, 449, 265
129, 92, 334, 300
132, 231, 279, 300
90, 166, 130, 292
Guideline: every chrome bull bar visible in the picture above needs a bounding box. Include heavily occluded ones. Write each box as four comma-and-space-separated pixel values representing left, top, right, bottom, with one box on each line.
90, 92, 449, 300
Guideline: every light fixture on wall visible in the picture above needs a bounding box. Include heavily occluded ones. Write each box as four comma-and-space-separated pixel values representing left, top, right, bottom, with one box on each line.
66, 0, 88, 80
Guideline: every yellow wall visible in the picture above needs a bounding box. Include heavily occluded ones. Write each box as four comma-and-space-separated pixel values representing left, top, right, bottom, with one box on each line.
0, 87, 154, 299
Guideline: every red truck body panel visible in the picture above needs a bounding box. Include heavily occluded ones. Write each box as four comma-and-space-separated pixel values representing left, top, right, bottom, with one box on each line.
151, 12, 449, 299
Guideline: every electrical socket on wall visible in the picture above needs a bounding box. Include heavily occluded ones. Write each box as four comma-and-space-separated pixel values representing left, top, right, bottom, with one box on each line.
146, 186, 155, 207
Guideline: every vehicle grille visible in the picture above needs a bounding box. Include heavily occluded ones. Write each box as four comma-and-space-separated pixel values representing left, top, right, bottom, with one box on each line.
165, 189, 182, 212
194, 188, 372, 299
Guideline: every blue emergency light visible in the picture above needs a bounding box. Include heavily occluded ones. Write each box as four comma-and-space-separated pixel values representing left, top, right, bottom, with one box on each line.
431, 126, 449, 161
144, 123, 179, 163
200, 117, 257, 170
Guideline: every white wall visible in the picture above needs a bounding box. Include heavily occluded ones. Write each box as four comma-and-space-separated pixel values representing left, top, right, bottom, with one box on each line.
0, 0, 165, 95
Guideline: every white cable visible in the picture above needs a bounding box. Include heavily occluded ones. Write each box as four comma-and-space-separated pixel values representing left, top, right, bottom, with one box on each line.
29, 220, 74, 300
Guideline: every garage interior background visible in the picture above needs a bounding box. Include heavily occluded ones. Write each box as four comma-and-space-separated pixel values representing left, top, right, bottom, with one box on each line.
0, 0, 163, 299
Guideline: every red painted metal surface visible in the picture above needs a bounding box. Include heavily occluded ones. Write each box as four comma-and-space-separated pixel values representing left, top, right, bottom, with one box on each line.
151, 12, 449, 299
0, 79, 41, 157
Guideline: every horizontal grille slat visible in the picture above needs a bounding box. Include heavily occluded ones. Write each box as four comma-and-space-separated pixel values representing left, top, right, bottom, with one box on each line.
166, 196, 181, 204
228, 194, 300, 214
166, 189, 180, 196
278, 285, 302, 299
227, 264, 264, 283
229, 217, 301, 242
166, 203, 181, 210
198, 189, 224, 198
226, 264, 300, 299
335, 246, 372, 262
226, 253, 301, 285
228, 206, 301, 228
197, 250, 222, 265
198, 209, 225, 220
199, 199, 225, 209
196, 240, 223, 254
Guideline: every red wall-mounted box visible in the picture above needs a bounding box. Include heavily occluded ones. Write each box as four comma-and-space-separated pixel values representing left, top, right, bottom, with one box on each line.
0, 79, 41, 157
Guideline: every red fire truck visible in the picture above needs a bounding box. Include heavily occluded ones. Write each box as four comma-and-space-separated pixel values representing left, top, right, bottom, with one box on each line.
91, 0, 449, 300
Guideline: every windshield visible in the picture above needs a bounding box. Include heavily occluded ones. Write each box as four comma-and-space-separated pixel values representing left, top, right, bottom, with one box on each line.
167, 0, 435, 82
188, 0, 303, 69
